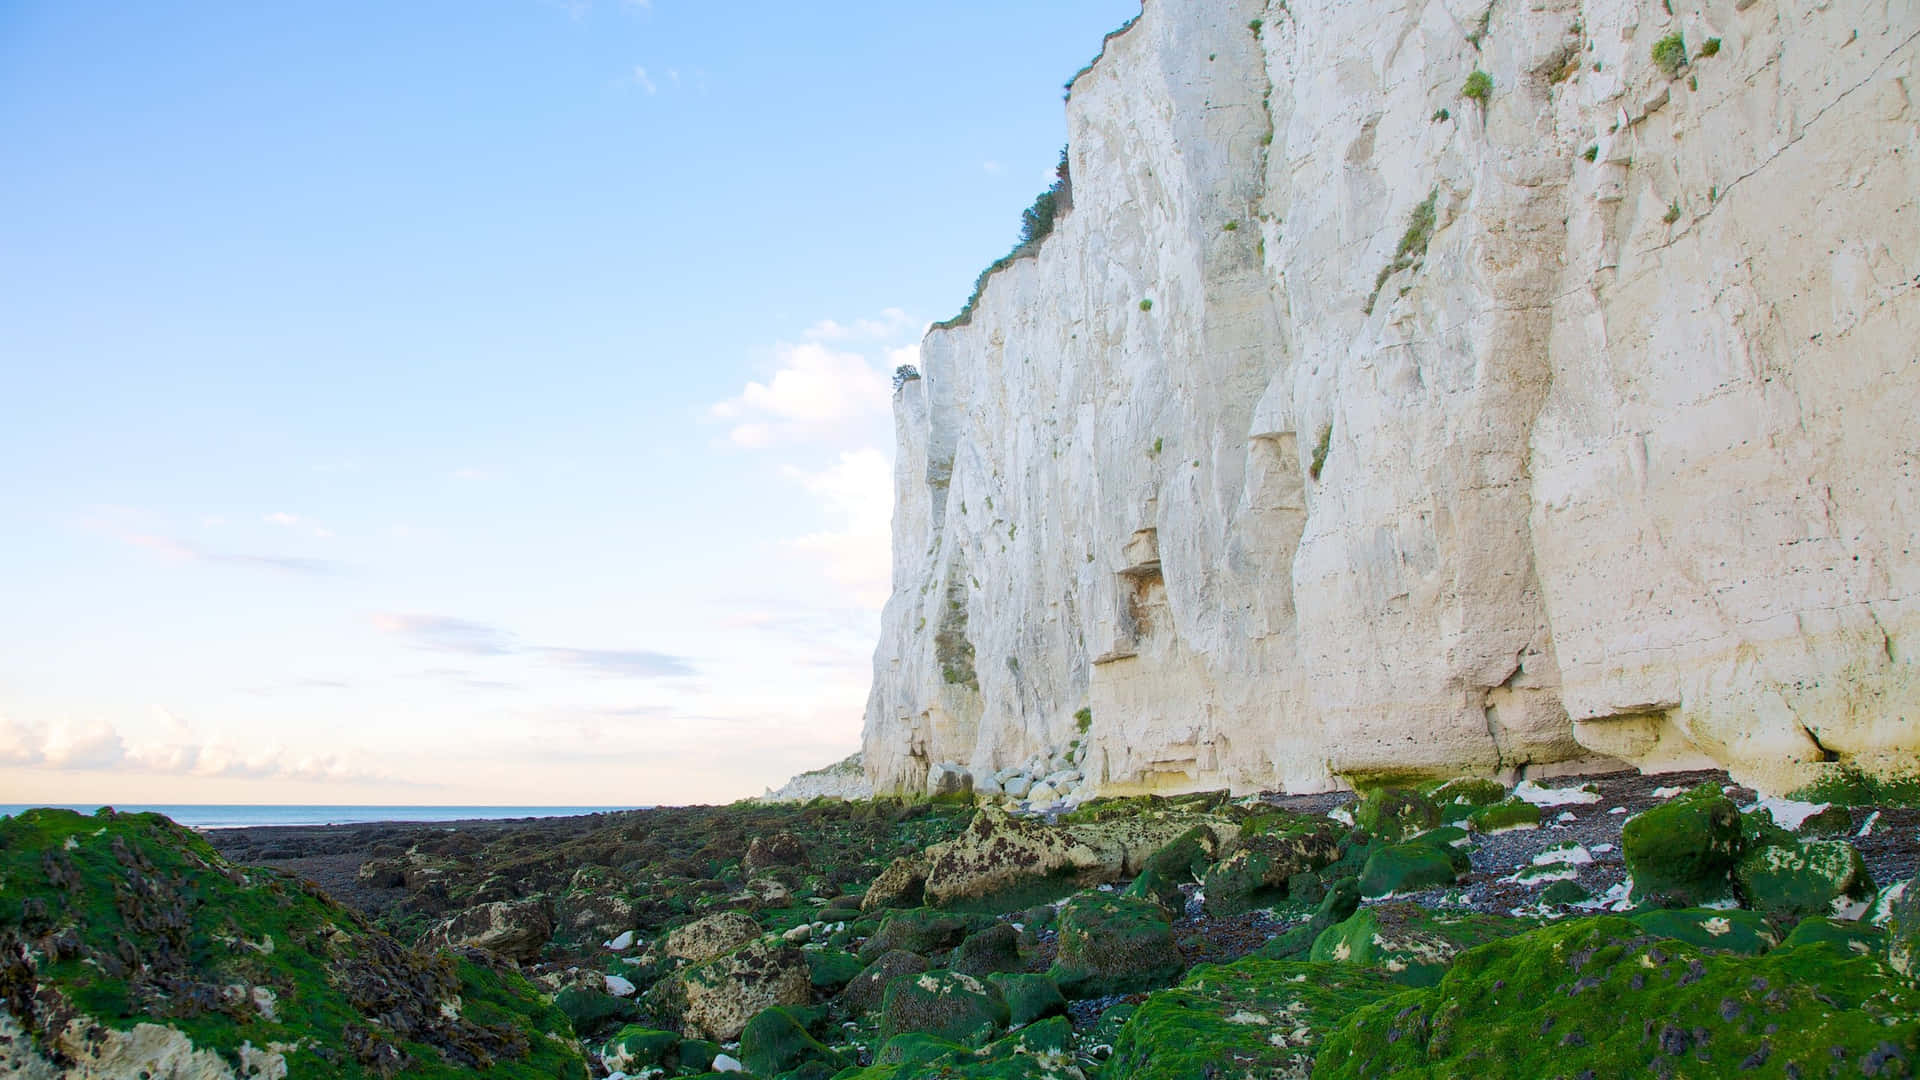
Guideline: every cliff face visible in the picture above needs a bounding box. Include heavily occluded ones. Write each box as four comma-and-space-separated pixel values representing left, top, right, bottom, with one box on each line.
864, 0, 1919, 797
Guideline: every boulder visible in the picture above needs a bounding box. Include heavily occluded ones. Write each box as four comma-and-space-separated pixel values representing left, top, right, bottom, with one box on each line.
928, 762, 974, 799
1048, 895, 1183, 998
986, 972, 1068, 1027
601, 1026, 680, 1075
663, 911, 762, 964
1353, 788, 1442, 842
861, 852, 930, 912
1200, 826, 1342, 915
743, 831, 807, 873
858, 907, 992, 963
1734, 839, 1876, 919
841, 949, 931, 1016
805, 947, 865, 993
553, 890, 636, 945
424, 898, 553, 962
948, 922, 1023, 978
1621, 790, 1745, 906
657, 938, 810, 1042
1468, 798, 1543, 833
922, 807, 1212, 910
739, 1005, 844, 1077
1358, 841, 1464, 899
880, 970, 1010, 1042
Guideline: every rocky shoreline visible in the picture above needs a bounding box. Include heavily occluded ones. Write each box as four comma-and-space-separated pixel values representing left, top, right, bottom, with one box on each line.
4, 768, 1917, 1078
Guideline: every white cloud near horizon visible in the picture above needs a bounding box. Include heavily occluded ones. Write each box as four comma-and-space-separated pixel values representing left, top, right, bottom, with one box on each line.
0, 709, 401, 785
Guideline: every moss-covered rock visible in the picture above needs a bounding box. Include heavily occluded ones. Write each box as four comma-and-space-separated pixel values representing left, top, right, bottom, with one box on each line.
1621, 789, 1744, 906
1314, 916, 1920, 1079
805, 947, 865, 993
880, 970, 1010, 1043
1540, 880, 1591, 906
1430, 777, 1509, 809
739, 1004, 844, 1077
948, 922, 1023, 978
1782, 915, 1884, 953
840, 948, 931, 1016
601, 1025, 680, 1074
1468, 797, 1542, 833
985, 973, 1067, 1027
1048, 894, 1183, 998
1137, 824, 1218, 883
0, 807, 584, 1079
1627, 907, 1779, 955
1353, 788, 1442, 842
1105, 957, 1396, 1079
653, 936, 810, 1042
1121, 866, 1186, 915
1734, 838, 1876, 918
1198, 826, 1341, 916
552, 983, 635, 1036
1357, 841, 1462, 899
1309, 902, 1536, 987
859, 907, 993, 963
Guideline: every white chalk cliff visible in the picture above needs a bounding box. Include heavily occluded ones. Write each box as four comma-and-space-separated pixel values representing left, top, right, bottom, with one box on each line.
863, 0, 1919, 798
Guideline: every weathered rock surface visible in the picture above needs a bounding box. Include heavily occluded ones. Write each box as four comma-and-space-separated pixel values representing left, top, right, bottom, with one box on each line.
663, 911, 764, 965
423, 898, 553, 962
655, 938, 811, 1043
862, 0, 1920, 799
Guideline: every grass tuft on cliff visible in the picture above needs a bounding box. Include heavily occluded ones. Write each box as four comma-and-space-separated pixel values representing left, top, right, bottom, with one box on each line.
933, 148, 1072, 331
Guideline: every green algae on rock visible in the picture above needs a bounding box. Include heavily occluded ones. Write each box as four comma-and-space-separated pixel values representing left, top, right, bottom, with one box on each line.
1353, 788, 1442, 842
1357, 840, 1463, 899
1048, 894, 1184, 997
1105, 957, 1397, 1079
739, 1004, 845, 1077
1314, 915, 1920, 1079
879, 970, 1010, 1043
1734, 836, 1876, 918
1199, 825, 1342, 916
1309, 902, 1537, 987
0, 807, 583, 1079
1467, 797, 1542, 833
1621, 787, 1745, 906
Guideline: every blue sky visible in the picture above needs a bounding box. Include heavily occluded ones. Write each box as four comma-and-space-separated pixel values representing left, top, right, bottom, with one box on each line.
0, 0, 1139, 805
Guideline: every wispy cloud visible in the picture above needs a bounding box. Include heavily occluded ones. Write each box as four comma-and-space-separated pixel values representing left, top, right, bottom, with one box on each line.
124, 534, 342, 577
533, 647, 696, 678
371, 613, 518, 656
632, 65, 658, 94
372, 613, 697, 679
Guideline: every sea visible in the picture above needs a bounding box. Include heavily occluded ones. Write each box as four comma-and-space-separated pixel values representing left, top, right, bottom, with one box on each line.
0, 804, 634, 830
